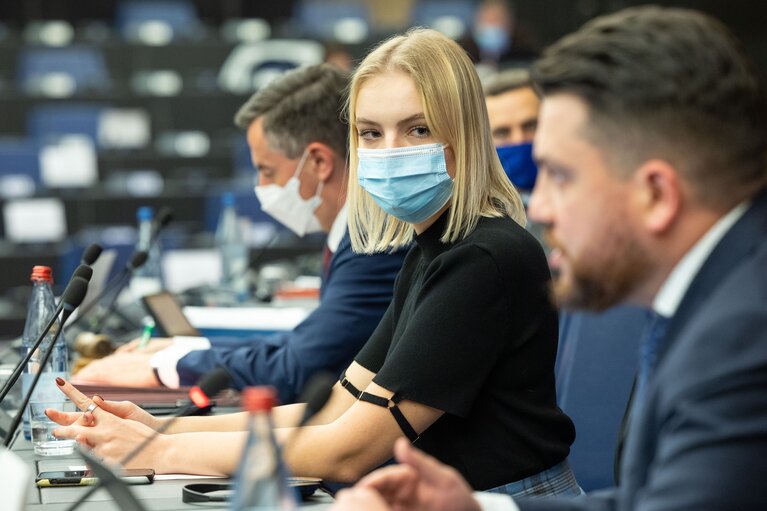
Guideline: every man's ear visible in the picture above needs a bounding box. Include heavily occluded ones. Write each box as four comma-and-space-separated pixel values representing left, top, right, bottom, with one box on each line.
632, 159, 683, 234
306, 142, 337, 182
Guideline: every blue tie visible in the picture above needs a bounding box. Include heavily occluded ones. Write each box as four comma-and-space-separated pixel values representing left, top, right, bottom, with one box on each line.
635, 311, 671, 401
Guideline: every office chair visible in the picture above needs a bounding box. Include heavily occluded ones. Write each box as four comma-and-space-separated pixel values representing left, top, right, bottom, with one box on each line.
556, 306, 648, 491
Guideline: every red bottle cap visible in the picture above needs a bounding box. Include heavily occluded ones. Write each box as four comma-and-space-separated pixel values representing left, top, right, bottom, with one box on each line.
30, 266, 53, 284
241, 386, 277, 412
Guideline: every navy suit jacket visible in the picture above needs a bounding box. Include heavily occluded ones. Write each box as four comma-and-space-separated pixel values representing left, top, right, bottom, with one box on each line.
519, 187, 767, 511
176, 232, 406, 403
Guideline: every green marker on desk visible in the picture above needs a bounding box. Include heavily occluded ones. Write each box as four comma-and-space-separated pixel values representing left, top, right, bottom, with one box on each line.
138, 318, 155, 350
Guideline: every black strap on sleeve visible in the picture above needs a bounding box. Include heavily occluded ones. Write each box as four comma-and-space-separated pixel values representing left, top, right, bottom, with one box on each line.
338, 374, 420, 442
339, 373, 362, 399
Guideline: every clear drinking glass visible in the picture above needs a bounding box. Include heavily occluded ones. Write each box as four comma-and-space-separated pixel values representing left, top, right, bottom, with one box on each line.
29, 400, 76, 456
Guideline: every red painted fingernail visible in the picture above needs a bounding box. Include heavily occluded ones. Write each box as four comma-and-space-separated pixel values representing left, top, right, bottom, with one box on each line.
56, 377, 65, 386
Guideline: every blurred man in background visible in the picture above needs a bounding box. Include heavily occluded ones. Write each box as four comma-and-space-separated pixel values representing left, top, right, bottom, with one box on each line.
484, 68, 539, 202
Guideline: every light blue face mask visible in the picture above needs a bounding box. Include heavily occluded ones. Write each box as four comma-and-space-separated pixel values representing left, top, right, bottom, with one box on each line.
357, 143, 453, 224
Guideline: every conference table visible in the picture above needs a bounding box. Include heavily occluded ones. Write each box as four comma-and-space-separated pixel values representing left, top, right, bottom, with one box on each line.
12, 435, 333, 510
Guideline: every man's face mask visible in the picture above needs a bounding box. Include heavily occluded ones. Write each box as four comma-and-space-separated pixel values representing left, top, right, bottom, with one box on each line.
357, 143, 453, 224
254, 149, 323, 236
496, 142, 538, 191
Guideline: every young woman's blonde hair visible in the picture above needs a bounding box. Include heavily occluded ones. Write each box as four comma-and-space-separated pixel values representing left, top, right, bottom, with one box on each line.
346, 28, 526, 254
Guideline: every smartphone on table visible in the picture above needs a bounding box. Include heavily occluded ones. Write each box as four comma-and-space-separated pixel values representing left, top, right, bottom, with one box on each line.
36, 468, 155, 487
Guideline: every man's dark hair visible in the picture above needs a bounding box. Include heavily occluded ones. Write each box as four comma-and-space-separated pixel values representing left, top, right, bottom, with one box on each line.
532, 6, 767, 207
483, 68, 532, 98
234, 63, 349, 159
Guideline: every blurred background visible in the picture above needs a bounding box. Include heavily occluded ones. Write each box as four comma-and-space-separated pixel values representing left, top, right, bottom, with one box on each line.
0, 0, 762, 338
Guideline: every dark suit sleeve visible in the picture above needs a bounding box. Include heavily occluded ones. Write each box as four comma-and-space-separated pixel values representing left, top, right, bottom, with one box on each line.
176, 234, 404, 403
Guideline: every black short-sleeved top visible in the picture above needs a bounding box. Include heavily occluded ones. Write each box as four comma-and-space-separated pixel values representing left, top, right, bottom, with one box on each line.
355, 211, 575, 490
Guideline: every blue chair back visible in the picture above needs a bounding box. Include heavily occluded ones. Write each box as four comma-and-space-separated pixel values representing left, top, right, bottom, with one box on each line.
17, 46, 110, 94
412, 0, 475, 27
27, 104, 106, 146
0, 138, 41, 184
116, 0, 199, 32
295, 0, 369, 39
556, 306, 649, 491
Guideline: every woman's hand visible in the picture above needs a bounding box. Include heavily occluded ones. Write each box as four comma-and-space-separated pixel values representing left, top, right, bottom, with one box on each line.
50, 378, 162, 431
53, 407, 170, 471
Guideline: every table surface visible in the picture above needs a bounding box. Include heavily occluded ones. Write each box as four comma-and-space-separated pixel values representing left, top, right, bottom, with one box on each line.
11, 435, 333, 510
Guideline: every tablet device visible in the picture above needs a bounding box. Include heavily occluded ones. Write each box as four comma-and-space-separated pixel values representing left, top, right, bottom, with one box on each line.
141, 291, 201, 337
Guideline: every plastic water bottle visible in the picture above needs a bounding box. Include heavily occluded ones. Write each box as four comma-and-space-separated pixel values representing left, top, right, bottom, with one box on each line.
131, 206, 163, 297
231, 387, 296, 511
215, 193, 249, 302
21, 266, 69, 440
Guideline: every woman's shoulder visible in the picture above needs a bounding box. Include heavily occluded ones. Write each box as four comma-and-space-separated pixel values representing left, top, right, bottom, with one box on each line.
463, 215, 545, 260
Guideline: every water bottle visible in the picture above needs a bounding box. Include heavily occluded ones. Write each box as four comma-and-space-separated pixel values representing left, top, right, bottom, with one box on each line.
215, 193, 249, 302
131, 206, 163, 298
231, 387, 296, 511
21, 266, 69, 440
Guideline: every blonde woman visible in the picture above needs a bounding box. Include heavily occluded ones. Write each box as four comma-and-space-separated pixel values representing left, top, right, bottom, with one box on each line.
50, 28, 578, 497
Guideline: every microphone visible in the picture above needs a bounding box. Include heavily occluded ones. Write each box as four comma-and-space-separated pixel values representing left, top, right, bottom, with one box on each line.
72, 264, 94, 283
127, 250, 149, 271
152, 207, 174, 242
3, 277, 89, 447
0, 269, 92, 404
69, 250, 148, 334
295, 372, 335, 428
64, 367, 232, 511
89, 251, 149, 334
80, 243, 103, 266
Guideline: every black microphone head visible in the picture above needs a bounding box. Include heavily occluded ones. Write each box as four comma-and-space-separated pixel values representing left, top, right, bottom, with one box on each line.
80, 243, 103, 265
198, 367, 232, 396
299, 372, 335, 422
155, 207, 174, 230
188, 368, 232, 408
72, 264, 94, 283
128, 251, 148, 271
61, 276, 89, 313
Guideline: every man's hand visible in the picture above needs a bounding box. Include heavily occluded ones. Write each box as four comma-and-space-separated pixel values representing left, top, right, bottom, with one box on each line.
72, 352, 160, 387
333, 487, 394, 511
336, 438, 482, 511
116, 338, 173, 354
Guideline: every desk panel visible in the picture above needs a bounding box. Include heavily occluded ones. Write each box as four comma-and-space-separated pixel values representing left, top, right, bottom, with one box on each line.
12, 437, 332, 510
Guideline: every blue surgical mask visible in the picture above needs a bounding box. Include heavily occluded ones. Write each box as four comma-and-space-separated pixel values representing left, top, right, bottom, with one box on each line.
475, 25, 510, 55
357, 143, 453, 224
496, 142, 538, 191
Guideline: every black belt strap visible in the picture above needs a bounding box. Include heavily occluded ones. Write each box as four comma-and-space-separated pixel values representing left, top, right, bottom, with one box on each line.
338, 375, 419, 443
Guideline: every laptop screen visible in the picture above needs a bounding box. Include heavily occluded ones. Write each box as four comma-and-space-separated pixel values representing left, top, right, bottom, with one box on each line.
141, 292, 200, 337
